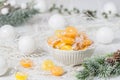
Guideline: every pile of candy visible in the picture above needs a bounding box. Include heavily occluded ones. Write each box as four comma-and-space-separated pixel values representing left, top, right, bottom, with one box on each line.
41, 60, 64, 76
47, 26, 93, 50
18, 59, 64, 79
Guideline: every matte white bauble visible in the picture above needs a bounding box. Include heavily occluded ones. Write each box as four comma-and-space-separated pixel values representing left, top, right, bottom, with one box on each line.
0, 57, 8, 76
0, 25, 16, 40
96, 27, 114, 44
20, 3, 27, 9
18, 36, 36, 55
48, 14, 67, 29
34, 0, 47, 13
1, 8, 9, 15
103, 2, 117, 15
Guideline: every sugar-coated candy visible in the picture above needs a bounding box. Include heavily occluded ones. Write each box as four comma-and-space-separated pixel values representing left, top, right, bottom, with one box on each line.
20, 59, 33, 68
51, 66, 64, 76
65, 26, 78, 34
42, 60, 55, 71
60, 45, 72, 50
65, 26, 78, 38
47, 36, 60, 47
55, 30, 65, 37
60, 36, 75, 45
15, 72, 28, 80
54, 41, 66, 49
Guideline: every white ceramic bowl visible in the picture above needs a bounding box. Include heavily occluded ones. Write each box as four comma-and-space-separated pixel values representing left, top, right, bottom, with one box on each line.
47, 44, 95, 66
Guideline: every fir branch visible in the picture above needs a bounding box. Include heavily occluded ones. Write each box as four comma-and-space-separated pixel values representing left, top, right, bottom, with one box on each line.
50, 4, 80, 15
0, 0, 39, 26
0, 8, 39, 26
76, 52, 120, 80
49, 3, 120, 20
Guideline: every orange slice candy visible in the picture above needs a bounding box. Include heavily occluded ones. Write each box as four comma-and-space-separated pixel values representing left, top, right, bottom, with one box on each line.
65, 26, 78, 33
82, 39, 93, 47
51, 66, 64, 76
77, 39, 92, 50
42, 60, 55, 71
79, 32, 88, 40
47, 36, 59, 46
64, 31, 78, 39
47, 36, 61, 48
65, 26, 78, 38
60, 45, 72, 50
54, 41, 66, 49
60, 36, 75, 45
20, 59, 33, 68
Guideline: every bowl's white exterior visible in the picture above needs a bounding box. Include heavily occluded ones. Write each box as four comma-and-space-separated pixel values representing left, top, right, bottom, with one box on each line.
48, 45, 95, 66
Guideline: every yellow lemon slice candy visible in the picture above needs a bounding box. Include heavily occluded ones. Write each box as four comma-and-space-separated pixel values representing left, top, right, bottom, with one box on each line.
60, 45, 72, 50
42, 60, 55, 71
15, 72, 28, 80
54, 41, 66, 49
60, 36, 75, 45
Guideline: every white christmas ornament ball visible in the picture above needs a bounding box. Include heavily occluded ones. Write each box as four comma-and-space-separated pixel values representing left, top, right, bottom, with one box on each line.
0, 25, 16, 40
34, 0, 47, 12
18, 36, 36, 55
0, 57, 8, 76
1, 8, 9, 15
96, 27, 114, 44
20, 3, 27, 9
103, 2, 117, 15
48, 14, 67, 29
